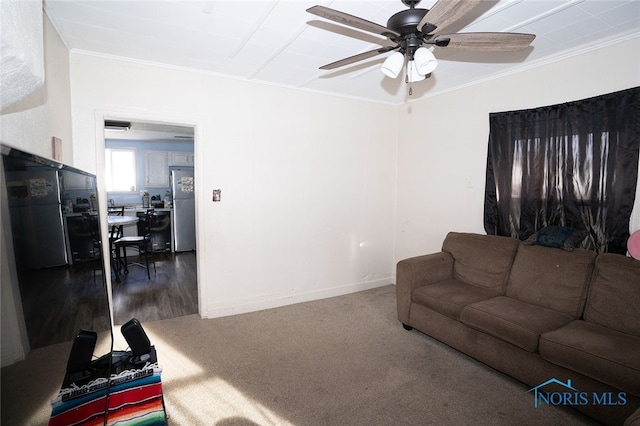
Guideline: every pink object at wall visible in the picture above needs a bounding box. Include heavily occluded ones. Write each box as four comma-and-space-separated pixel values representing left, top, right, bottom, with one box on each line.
628, 230, 640, 260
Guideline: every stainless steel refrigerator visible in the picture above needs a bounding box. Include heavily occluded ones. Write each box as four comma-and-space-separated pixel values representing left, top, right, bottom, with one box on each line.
5, 169, 68, 269
170, 168, 196, 252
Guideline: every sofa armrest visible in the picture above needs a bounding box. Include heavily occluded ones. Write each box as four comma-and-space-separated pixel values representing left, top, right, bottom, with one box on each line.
396, 252, 454, 325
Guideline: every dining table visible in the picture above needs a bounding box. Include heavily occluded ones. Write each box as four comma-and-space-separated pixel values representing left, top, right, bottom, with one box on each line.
107, 215, 139, 227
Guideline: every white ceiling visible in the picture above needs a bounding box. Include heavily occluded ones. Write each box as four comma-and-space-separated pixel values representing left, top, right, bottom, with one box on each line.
45, 0, 640, 105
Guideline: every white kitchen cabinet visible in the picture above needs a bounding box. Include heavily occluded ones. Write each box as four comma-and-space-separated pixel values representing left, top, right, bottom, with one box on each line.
145, 151, 169, 187
169, 151, 194, 166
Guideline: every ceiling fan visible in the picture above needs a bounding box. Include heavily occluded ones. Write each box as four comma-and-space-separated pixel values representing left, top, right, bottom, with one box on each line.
307, 0, 535, 89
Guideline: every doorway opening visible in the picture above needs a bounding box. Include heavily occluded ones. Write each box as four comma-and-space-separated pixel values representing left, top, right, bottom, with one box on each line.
103, 120, 197, 325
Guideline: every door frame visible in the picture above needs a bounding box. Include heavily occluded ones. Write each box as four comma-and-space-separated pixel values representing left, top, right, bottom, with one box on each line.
93, 109, 205, 322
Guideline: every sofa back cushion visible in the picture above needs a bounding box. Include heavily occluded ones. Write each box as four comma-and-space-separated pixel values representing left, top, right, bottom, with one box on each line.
442, 232, 519, 292
506, 244, 596, 318
584, 253, 640, 336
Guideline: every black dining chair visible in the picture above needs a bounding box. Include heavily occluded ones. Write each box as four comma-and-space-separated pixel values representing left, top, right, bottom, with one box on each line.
107, 205, 125, 216
114, 209, 156, 280
107, 205, 126, 281
107, 206, 125, 241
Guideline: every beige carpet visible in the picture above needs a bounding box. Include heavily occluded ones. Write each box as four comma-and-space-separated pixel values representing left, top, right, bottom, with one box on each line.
2, 285, 597, 425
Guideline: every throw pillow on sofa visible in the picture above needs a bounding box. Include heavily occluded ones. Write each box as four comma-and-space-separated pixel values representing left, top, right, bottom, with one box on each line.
523, 226, 588, 251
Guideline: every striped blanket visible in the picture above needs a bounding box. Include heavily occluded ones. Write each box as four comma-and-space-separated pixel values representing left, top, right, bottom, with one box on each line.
49, 364, 166, 426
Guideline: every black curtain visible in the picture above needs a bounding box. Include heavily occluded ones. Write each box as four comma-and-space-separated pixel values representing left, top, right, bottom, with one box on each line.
484, 87, 640, 254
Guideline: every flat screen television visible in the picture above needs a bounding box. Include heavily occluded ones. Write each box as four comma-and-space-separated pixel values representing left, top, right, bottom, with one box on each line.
1, 144, 114, 422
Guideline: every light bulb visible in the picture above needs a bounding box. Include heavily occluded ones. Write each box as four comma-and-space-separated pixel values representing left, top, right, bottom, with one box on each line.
407, 61, 426, 83
413, 47, 438, 75
381, 52, 404, 79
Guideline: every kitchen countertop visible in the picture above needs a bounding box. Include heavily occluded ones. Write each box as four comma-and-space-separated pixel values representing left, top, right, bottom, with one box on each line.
64, 211, 98, 218
64, 207, 173, 218
123, 207, 173, 212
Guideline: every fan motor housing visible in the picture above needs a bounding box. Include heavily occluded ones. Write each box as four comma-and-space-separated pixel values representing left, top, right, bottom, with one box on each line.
387, 8, 435, 36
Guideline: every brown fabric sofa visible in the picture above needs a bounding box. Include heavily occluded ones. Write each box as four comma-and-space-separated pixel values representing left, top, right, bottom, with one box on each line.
396, 232, 640, 425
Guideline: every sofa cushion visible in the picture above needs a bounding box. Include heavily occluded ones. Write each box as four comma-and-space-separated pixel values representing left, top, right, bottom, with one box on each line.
505, 244, 596, 318
442, 232, 519, 292
460, 296, 574, 352
584, 253, 640, 337
539, 320, 640, 395
412, 280, 501, 320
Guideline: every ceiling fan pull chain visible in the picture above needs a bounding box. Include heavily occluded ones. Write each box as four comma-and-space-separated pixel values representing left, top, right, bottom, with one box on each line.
405, 65, 413, 96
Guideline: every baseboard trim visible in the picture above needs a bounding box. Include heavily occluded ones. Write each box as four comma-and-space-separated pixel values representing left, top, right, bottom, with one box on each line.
201, 278, 392, 319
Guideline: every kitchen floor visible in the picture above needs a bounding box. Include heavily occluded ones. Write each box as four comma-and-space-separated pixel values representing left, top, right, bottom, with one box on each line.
111, 250, 198, 325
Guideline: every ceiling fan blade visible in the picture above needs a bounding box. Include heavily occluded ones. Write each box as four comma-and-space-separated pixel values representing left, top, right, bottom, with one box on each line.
418, 0, 482, 35
319, 46, 399, 70
307, 5, 400, 39
436, 32, 535, 51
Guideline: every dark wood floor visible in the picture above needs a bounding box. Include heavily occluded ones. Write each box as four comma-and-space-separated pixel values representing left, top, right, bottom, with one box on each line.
111, 251, 198, 325
15, 251, 197, 349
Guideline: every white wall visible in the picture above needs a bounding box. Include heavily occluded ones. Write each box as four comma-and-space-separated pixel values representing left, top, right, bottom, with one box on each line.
68, 54, 398, 318
395, 37, 640, 262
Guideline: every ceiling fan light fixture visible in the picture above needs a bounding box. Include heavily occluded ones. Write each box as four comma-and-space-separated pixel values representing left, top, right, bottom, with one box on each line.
381, 51, 404, 79
307, 1, 536, 95
413, 46, 437, 75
